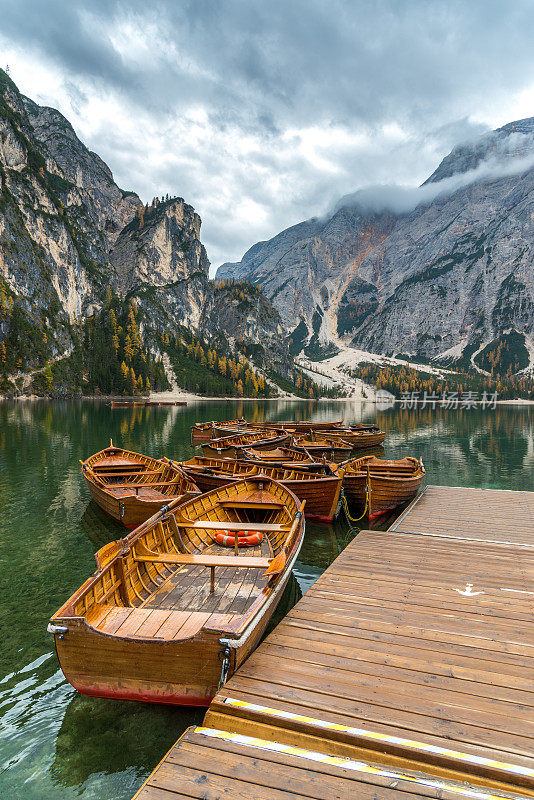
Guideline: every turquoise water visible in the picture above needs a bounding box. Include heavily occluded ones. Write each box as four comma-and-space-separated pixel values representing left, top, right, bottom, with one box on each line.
0, 400, 532, 799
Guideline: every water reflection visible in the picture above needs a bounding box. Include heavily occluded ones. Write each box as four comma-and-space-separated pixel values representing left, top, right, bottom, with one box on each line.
0, 399, 532, 799
51, 693, 202, 790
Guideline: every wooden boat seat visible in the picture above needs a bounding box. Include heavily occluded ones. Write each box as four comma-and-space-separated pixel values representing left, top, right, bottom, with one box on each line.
95, 457, 142, 468
92, 468, 160, 478
105, 486, 180, 500
178, 521, 288, 532
133, 552, 271, 569
102, 480, 178, 490
218, 500, 285, 510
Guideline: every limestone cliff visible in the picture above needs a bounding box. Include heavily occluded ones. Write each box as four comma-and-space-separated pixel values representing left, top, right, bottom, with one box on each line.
0, 69, 293, 393
217, 119, 534, 374
211, 281, 291, 377
110, 197, 212, 331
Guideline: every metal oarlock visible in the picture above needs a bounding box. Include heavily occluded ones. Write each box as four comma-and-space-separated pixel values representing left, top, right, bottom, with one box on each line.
218, 645, 231, 690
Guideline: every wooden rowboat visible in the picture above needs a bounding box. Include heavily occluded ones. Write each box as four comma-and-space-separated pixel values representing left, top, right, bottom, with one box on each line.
191, 421, 216, 441
191, 418, 245, 441
81, 445, 199, 529
248, 419, 343, 432
340, 455, 425, 519
48, 477, 305, 706
238, 446, 325, 471
293, 436, 352, 462
178, 456, 344, 523
210, 419, 250, 438
316, 428, 386, 448
201, 430, 291, 459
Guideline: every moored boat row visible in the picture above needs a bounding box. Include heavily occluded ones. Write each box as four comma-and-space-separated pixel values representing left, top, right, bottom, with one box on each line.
49, 414, 425, 711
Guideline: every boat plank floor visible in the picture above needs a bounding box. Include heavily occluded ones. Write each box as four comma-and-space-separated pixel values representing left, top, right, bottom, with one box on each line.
143, 537, 270, 615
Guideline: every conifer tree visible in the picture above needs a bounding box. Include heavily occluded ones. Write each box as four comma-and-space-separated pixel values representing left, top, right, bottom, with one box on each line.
43, 362, 53, 391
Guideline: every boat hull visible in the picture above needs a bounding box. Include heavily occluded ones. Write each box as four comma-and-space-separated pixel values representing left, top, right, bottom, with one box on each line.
184, 469, 342, 523
54, 620, 224, 706
343, 472, 424, 517
330, 430, 386, 449
52, 532, 300, 706
85, 479, 176, 529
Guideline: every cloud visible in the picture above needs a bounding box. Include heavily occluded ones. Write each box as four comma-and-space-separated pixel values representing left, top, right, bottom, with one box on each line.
334, 127, 534, 216
2, 0, 534, 270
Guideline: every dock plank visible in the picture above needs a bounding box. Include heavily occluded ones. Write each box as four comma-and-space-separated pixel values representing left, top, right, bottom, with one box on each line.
133, 726, 508, 800
208, 526, 534, 790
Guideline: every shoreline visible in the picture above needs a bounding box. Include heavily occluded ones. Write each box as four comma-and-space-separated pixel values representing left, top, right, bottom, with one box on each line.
1, 392, 533, 405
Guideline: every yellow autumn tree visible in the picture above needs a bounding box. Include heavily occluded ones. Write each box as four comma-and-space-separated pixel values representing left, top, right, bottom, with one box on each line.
0, 282, 7, 314
43, 362, 53, 391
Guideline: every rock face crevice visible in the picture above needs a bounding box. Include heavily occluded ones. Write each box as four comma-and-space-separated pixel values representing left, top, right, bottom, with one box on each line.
217, 119, 534, 371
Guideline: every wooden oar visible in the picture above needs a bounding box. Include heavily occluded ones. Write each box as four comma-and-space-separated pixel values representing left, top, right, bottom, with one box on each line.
263, 501, 305, 578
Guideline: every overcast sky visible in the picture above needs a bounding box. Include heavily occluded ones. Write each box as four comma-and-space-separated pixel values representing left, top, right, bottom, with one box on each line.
2, 0, 534, 272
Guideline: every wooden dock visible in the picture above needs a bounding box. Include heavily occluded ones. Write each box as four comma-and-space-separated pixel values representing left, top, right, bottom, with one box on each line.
133, 485, 534, 800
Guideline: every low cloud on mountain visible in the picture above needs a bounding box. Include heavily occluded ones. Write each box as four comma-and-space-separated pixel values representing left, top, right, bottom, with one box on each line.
334, 128, 534, 217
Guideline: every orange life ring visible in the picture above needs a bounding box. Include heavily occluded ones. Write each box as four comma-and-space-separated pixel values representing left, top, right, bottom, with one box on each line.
215, 530, 263, 547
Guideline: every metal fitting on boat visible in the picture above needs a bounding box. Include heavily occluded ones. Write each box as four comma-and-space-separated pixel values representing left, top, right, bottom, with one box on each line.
47, 624, 68, 639
218, 645, 231, 689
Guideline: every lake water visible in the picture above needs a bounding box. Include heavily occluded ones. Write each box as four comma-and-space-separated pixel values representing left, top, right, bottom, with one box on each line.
0, 399, 532, 799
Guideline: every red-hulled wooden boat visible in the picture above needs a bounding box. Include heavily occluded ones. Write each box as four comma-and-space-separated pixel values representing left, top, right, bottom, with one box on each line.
81, 445, 199, 529
339, 455, 425, 519
48, 477, 305, 706
178, 456, 344, 522
201, 430, 290, 459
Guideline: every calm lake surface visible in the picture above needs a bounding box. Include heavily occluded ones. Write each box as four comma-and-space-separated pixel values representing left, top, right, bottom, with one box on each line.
0, 399, 532, 799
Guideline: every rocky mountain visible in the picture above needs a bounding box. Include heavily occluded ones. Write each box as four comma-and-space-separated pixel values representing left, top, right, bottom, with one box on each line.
0, 69, 293, 396
218, 118, 534, 374
211, 280, 291, 378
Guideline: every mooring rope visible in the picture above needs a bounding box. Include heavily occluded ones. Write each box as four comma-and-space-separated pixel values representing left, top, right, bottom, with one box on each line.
341, 475, 370, 526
